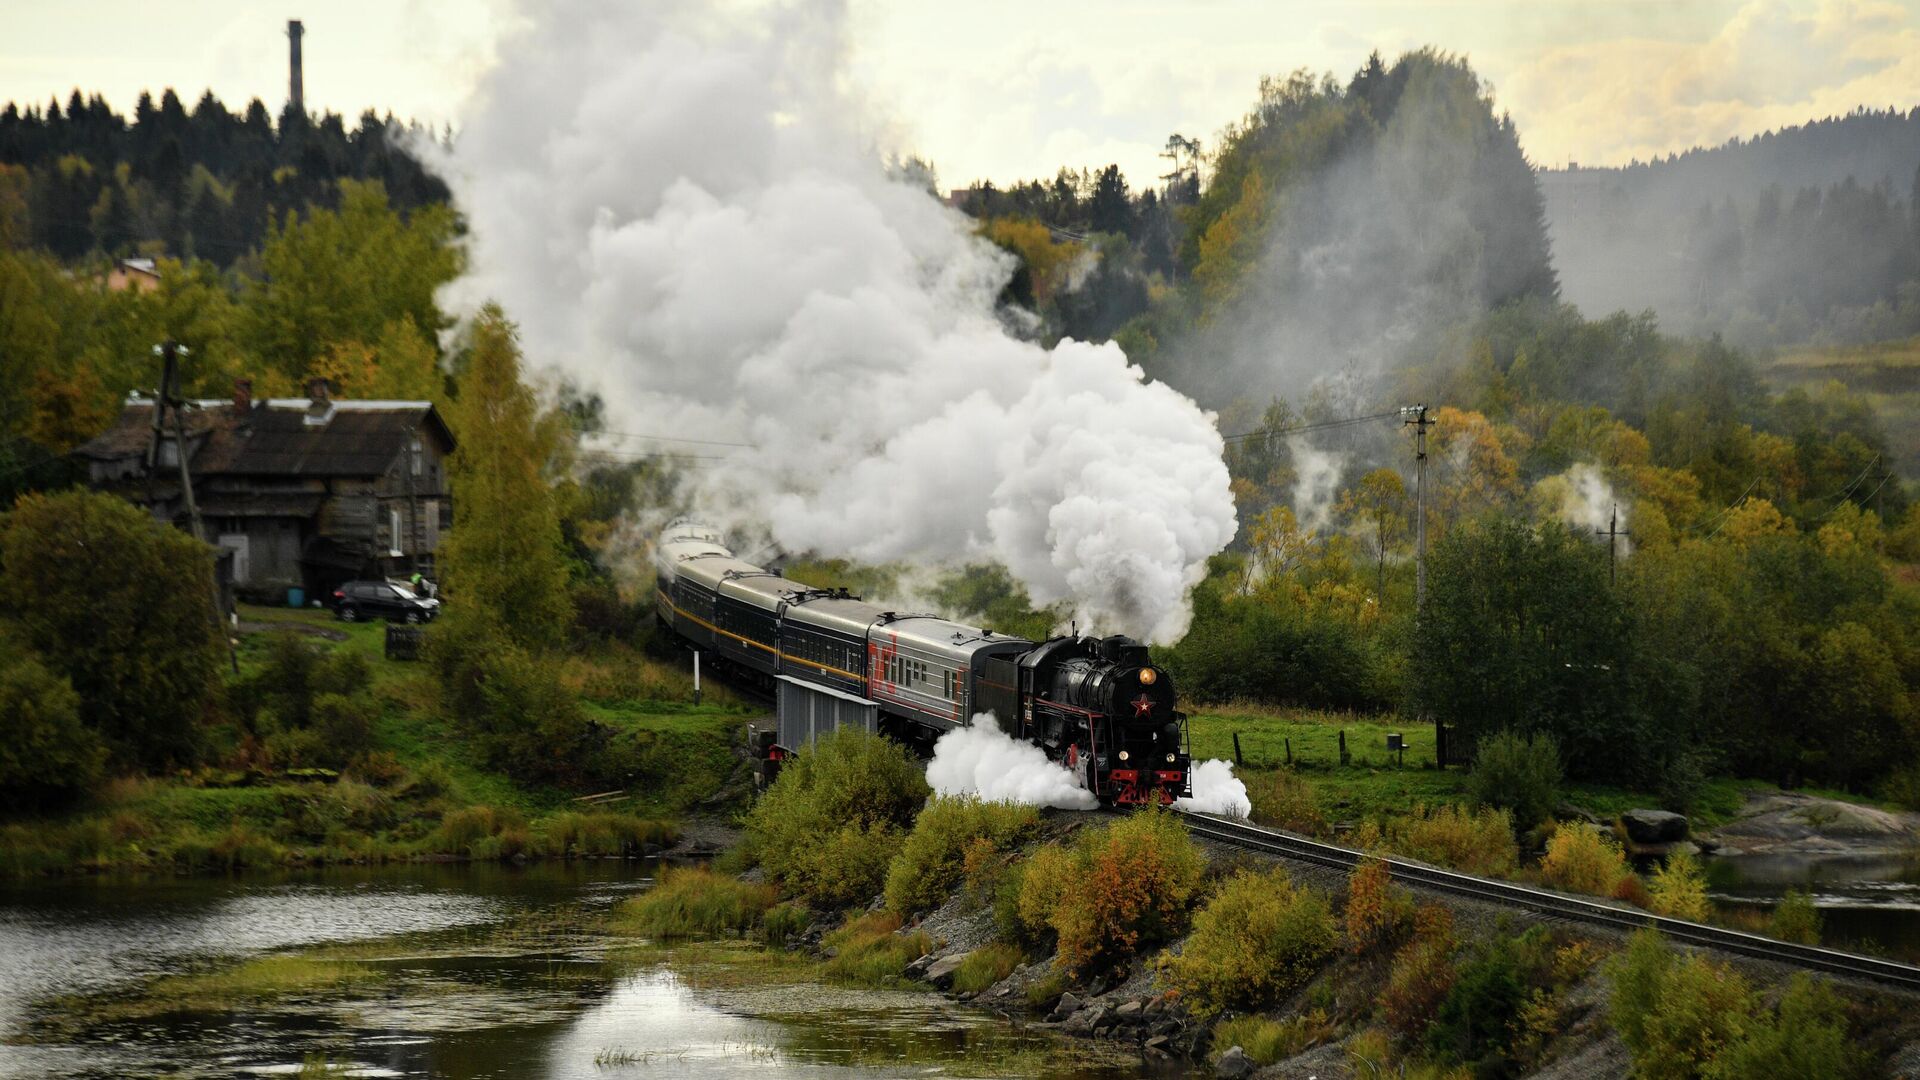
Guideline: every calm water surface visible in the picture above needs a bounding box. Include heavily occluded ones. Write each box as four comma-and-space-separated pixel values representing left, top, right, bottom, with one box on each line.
0, 863, 1157, 1079
1707, 850, 1920, 961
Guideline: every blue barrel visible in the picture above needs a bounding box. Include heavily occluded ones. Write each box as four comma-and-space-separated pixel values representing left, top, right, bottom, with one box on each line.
287, 587, 306, 608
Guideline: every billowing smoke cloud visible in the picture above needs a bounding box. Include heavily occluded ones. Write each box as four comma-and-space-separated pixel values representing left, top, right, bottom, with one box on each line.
434, 1, 1235, 643
927, 715, 1098, 810
1175, 758, 1251, 819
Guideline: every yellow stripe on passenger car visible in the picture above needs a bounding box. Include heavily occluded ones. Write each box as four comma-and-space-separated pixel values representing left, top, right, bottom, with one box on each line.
657, 590, 866, 682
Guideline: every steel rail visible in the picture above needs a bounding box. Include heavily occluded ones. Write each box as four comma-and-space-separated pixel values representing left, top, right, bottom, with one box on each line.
1174, 808, 1920, 991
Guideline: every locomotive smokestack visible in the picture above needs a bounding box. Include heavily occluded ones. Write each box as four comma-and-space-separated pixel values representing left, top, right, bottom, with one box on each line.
287, 20, 304, 117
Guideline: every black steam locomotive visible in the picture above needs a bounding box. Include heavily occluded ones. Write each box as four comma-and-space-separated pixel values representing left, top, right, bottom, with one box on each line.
653, 519, 1191, 805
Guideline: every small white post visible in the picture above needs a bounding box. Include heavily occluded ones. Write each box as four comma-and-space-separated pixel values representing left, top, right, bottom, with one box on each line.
692, 650, 702, 706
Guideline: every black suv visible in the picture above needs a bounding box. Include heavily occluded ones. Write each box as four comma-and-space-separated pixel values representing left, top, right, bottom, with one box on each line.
331, 580, 437, 624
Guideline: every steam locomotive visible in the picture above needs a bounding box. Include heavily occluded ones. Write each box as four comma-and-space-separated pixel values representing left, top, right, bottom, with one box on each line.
653, 519, 1191, 806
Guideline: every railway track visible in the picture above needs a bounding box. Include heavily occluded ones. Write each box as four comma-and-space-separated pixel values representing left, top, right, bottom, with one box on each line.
1174, 808, 1920, 992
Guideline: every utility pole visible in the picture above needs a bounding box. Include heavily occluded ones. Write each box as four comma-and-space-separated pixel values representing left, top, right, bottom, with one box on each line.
1403, 404, 1431, 613
1607, 505, 1619, 586
155, 341, 238, 674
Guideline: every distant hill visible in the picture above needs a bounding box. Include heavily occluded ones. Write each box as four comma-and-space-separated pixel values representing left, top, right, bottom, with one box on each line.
1540, 108, 1920, 348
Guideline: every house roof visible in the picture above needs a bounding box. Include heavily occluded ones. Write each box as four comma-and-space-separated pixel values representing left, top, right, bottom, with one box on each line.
74, 397, 455, 478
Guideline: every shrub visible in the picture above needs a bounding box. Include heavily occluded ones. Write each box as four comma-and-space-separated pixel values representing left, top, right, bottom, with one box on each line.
1381, 906, 1458, 1037
1247, 768, 1329, 836
0, 643, 106, 811
1050, 811, 1206, 974
308, 692, 374, 767
0, 490, 224, 770
1769, 890, 1822, 944
1610, 929, 1753, 1080
1393, 805, 1517, 877
1467, 730, 1562, 829
883, 797, 1039, 916
1427, 941, 1528, 1067
760, 902, 810, 948
951, 942, 1024, 994
621, 866, 778, 938
1648, 851, 1710, 921
1611, 872, 1651, 908
745, 728, 930, 907
1159, 867, 1336, 1017
1344, 857, 1412, 954
821, 912, 933, 986
1212, 1010, 1335, 1067
1010, 843, 1075, 947
1705, 974, 1864, 1080
1539, 826, 1628, 896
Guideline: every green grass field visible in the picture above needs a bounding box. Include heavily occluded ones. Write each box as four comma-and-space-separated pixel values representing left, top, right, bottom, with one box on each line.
1188, 704, 1762, 829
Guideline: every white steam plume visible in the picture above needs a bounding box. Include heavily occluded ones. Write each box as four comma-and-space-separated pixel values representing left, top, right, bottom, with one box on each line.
434, 2, 1235, 643
927, 715, 1098, 810
1541, 464, 1630, 555
1174, 759, 1251, 819
1288, 436, 1346, 534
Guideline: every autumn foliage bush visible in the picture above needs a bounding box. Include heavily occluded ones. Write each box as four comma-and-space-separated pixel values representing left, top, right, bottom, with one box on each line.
1648, 851, 1709, 921
1247, 768, 1329, 836
1539, 825, 1630, 896
882, 796, 1039, 916
1344, 857, 1413, 954
1020, 812, 1204, 974
744, 729, 930, 907
1158, 866, 1336, 1017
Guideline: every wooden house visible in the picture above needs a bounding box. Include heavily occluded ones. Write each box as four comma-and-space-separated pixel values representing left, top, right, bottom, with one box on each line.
75, 378, 455, 601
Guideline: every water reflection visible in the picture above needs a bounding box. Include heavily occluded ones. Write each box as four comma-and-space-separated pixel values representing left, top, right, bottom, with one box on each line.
0, 864, 1163, 1079
1707, 849, 1920, 962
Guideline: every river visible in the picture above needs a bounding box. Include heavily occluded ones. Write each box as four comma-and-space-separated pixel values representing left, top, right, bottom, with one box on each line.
0, 862, 1162, 1080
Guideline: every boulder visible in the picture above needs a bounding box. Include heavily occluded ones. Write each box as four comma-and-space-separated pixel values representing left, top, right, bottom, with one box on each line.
924, 952, 969, 987
1049, 991, 1083, 1021
1112, 999, 1144, 1024
1215, 1046, 1254, 1079
1144, 1035, 1172, 1060
1064, 1004, 1108, 1035
1622, 809, 1689, 844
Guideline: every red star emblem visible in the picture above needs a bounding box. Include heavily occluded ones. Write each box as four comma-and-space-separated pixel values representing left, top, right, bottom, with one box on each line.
1131, 694, 1154, 718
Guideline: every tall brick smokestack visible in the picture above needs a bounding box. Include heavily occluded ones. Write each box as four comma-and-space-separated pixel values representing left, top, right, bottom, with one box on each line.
288, 20, 304, 117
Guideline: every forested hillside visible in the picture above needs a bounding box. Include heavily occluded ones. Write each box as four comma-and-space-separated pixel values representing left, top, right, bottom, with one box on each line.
1541, 109, 1920, 347
951, 49, 1920, 805
0, 88, 447, 264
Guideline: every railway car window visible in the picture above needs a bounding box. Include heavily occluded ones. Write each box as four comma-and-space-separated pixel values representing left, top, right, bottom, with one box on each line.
943, 670, 955, 700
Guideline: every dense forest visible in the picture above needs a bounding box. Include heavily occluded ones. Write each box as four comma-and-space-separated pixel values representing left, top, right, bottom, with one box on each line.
1541, 109, 1920, 346
0, 88, 447, 264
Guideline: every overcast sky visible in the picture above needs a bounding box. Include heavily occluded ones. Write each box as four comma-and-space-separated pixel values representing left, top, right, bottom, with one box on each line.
4, 0, 1918, 186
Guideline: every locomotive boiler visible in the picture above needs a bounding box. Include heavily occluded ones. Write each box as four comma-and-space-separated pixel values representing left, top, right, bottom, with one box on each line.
653, 518, 1191, 805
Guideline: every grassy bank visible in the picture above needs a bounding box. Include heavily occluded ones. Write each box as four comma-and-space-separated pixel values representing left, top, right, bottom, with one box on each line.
0, 604, 754, 877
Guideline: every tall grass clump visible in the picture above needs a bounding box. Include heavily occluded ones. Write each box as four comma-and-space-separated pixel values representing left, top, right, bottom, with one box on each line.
1211, 1011, 1336, 1067
745, 729, 929, 907
1247, 768, 1329, 836
1159, 866, 1337, 1017
620, 866, 778, 938
821, 911, 934, 986
883, 796, 1039, 916
1024, 811, 1205, 974
760, 902, 811, 948
1647, 851, 1710, 921
1381, 906, 1459, 1037
1389, 805, 1517, 877
950, 942, 1024, 994
1539, 826, 1629, 897
1466, 730, 1562, 829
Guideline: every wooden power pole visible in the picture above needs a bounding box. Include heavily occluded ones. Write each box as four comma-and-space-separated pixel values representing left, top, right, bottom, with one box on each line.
154, 341, 238, 673
1404, 404, 1432, 612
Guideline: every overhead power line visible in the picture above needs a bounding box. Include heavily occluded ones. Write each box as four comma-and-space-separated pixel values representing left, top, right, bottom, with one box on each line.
1220, 409, 1408, 444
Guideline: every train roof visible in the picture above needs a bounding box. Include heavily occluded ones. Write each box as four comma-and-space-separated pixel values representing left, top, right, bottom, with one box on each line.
781, 590, 885, 639
870, 612, 1032, 661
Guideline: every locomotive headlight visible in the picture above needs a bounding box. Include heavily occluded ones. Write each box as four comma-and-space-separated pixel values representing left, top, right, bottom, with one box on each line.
1118, 750, 1130, 762
1166, 753, 1176, 763
1138, 668, 1158, 686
